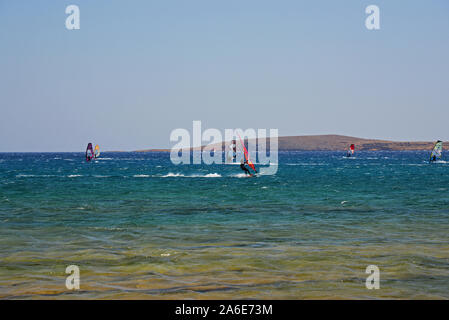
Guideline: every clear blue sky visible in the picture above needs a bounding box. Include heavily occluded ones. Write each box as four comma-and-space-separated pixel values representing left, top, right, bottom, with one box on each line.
1, 0, 448, 151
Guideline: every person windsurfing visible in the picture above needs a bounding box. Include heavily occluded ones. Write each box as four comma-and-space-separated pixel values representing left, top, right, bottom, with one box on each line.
86, 143, 94, 162
231, 140, 237, 160
94, 144, 100, 158
240, 159, 252, 176
346, 144, 355, 158
237, 133, 257, 175
227, 140, 237, 162
429, 140, 443, 163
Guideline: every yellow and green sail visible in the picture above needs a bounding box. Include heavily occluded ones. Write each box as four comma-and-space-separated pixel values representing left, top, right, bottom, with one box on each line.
429, 140, 442, 162
94, 145, 100, 158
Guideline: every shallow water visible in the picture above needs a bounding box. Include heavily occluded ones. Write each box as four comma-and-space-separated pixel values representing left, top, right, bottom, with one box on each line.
0, 151, 448, 299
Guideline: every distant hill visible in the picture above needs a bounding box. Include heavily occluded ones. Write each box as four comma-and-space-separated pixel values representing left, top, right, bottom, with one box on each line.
134, 135, 439, 152
266, 135, 436, 151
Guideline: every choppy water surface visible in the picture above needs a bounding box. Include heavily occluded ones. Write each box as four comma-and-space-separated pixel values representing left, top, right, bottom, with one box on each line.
0, 151, 448, 299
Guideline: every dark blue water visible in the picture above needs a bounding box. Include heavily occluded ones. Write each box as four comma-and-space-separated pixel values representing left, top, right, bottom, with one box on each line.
0, 151, 448, 299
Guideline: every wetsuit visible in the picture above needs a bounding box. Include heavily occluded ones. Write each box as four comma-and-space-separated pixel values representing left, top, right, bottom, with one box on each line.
240, 162, 251, 175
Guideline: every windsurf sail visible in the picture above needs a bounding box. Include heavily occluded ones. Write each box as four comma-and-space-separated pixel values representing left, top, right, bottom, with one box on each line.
86, 143, 94, 162
429, 140, 443, 162
237, 134, 257, 173
227, 140, 237, 162
94, 145, 100, 158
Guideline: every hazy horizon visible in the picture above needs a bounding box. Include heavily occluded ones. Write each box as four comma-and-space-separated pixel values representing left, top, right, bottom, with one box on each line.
1, 0, 449, 152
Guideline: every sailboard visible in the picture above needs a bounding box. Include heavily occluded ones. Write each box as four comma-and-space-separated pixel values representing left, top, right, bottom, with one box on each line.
237, 134, 257, 173
429, 140, 443, 163
94, 145, 100, 158
86, 143, 94, 162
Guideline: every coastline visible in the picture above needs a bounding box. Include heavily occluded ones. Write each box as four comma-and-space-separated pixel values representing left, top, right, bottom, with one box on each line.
133, 135, 441, 153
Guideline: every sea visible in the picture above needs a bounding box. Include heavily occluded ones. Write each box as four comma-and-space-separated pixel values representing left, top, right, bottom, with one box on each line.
0, 151, 448, 299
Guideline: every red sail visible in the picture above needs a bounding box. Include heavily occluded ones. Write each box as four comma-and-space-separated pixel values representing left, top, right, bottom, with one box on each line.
86, 143, 94, 161
237, 134, 257, 173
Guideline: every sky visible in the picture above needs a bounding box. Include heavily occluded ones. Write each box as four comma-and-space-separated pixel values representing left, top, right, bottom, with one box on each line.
1, 0, 448, 151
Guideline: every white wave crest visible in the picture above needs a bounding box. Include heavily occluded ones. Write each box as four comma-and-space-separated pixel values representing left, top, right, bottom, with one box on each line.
202, 173, 221, 178
162, 172, 222, 178
162, 173, 185, 177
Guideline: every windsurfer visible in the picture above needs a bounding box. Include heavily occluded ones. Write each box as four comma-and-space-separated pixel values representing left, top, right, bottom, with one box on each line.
346, 144, 355, 158
240, 159, 252, 176
231, 140, 237, 160
86, 143, 94, 162
429, 140, 443, 163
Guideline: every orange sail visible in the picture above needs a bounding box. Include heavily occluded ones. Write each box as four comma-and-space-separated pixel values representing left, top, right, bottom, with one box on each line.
237, 133, 257, 173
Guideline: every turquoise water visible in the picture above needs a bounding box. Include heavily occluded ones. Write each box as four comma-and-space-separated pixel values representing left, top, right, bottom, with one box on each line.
1, 151, 448, 299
